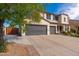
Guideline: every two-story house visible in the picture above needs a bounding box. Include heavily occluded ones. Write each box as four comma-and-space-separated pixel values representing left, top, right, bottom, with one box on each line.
23, 12, 70, 35
4, 12, 70, 35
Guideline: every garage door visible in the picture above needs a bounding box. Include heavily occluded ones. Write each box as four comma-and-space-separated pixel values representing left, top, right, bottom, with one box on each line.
50, 26, 56, 34
26, 25, 47, 35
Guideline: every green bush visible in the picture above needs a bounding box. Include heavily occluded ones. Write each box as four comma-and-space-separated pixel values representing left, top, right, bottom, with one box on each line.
62, 31, 71, 35
74, 34, 79, 37
70, 29, 76, 33
69, 32, 79, 38
62, 31, 68, 35
0, 40, 7, 52
62, 30, 79, 38
70, 33, 76, 36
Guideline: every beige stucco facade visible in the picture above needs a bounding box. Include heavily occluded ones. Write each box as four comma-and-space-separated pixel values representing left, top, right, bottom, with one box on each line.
21, 12, 70, 36
4, 12, 70, 36
22, 19, 59, 35
58, 14, 69, 24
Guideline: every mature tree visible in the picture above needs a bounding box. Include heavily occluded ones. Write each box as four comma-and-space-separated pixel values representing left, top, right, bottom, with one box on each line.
0, 3, 44, 51
9, 4, 44, 36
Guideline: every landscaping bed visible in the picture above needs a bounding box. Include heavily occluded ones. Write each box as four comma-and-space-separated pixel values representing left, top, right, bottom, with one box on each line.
0, 42, 39, 56
62, 31, 79, 38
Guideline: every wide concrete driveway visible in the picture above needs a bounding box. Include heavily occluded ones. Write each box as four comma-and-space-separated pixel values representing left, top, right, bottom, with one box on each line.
5, 35, 79, 56
26, 35, 79, 56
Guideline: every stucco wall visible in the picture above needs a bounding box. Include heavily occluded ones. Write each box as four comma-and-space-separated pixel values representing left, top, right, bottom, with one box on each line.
59, 15, 69, 24
24, 18, 50, 25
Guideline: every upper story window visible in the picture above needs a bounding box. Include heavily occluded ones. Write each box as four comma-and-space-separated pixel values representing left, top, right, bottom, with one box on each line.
46, 14, 51, 19
55, 16, 58, 21
64, 17, 66, 22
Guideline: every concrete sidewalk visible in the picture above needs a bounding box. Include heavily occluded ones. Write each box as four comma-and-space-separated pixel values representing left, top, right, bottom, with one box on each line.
5, 35, 31, 45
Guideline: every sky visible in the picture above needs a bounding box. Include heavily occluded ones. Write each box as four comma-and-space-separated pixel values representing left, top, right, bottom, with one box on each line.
45, 3, 79, 20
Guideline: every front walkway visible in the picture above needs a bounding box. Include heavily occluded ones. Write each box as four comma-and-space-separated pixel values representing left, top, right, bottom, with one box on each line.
5, 35, 79, 56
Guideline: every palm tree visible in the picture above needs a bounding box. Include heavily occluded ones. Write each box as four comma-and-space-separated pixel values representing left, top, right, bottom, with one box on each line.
0, 3, 44, 51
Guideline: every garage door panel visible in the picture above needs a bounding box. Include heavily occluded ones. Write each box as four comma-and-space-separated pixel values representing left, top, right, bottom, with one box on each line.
27, 26, 46, 31
50, 26, 56, 34
26, 25, 47, 35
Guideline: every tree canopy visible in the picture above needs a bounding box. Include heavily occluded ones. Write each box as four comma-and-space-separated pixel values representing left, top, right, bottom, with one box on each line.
0, 3, 44, 36
0, 4, 44, 28
9, 4, 44, 27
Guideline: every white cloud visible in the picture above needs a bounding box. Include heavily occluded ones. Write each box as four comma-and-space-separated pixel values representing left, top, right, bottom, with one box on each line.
63, 4, 79, 19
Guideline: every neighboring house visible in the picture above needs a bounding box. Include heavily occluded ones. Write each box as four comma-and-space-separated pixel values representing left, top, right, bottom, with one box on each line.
69, 20, 79, 30
3, 27, 19, 35
6, 27, 19, 35
4, 12, 70, 35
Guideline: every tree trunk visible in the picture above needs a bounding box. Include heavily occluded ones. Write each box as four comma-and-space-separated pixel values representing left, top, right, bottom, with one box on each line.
18, 25, 26, 36
18, 25, 22, 36
0, 19, 4, 44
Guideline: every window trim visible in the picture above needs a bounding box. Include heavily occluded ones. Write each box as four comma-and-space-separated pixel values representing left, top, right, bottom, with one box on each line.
46, 14, 51, 19
64, 17, 66, 22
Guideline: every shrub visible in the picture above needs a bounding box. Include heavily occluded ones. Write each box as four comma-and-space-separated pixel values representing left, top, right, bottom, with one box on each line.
69, 32, 79, 38
70, 33, 76, 37
0, 40, 7, 52
62, 31, 71, 35
62, 31, 68, 35
62, 29, 79, 38
74, 34, 79, 37
71, 29, 76, 33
